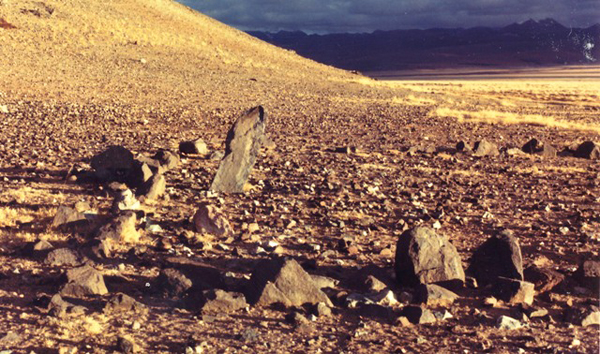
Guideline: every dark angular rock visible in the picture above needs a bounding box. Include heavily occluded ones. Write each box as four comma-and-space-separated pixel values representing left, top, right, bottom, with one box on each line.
402, 305, 437, 324
179, 138, 209, 155
197, 289, 247, 314
564, 305, 600, 327
246, 258, 332, 307
52, 205, 88, 229
45, 248, 83, 267
156, 268, 192, 298
524, 265, 565, 293
467, 229, 523, 286
61, 264, 108, 297
153, 149, 180, 171
104, 293, 146, 314
116, 335, 137, 353
494, 277, 534, 305
574, 260, 600, 293
473, 139, 499, 157
456, 141, 472, 153
394, 227, 465, 286
522, 139, 556, 157
574, 141, 600, 159
210, 106, 266, 193
522, 138, 540, 154
90, 145, 136, 184
415, 284, 459, 307
137, 173, 166, 201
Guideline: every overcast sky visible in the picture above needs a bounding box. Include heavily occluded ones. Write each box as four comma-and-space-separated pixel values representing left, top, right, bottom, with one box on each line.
178, 0, 599, 33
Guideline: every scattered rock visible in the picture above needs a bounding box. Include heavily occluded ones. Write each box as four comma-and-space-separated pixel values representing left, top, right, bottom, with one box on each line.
193, 203, 233, 237
153, 149, 180, 171
210, 106, 266, 193
61, 264, 108, 297
364, 275, 388, 292
473, 139, 499, 157
415, 284, 459, 307
179, 138, 210, 156
197, 289, 247, 314
116, 335, 138, 353
285, 311, 311, 326
496, 315, 522, 330
33, 239, 54, 252
315, 302, 332, 317
573, 141, 599, 160
246, 258, 332, 307
468, 229, 523, 286
239, 328, 260, 343
456, 141, 472, 153
402, 305, 437, 324
0, 332, 21, 346
524, 265, 565, 293
137, 173, 166, 201
564, 306, 600, 326
45, 248, 83, 267
104, 293, 146, 314
522, 139, 557, 158
494, 277, 534, 305
394, 226, 465, 286
156, 268, 192, 297
97, 212, 141, 244
52, 205, 88, 229
111, 189, 140, 213
310, 274, 339, 290
209, 150, 224, 161
574, 260, 600, 292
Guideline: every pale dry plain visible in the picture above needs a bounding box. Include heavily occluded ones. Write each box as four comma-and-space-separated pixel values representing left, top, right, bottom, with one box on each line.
1, 0, 599, 352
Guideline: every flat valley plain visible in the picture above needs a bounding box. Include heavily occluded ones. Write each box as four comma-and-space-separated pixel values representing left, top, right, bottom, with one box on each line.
0, 1, 599, 352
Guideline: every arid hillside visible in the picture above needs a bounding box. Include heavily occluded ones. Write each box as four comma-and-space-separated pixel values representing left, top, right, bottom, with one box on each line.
0, 1, 599, 353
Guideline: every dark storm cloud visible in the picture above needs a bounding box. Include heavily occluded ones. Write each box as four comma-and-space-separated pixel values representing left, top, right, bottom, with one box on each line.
179, 0, 599, 33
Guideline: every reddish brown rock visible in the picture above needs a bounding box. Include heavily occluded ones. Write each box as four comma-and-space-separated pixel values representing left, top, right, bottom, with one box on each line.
193, 203, 233, 237
246, 258, 332, 307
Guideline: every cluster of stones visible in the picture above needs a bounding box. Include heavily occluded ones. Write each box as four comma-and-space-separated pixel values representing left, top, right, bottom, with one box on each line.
22, 106, 600, 352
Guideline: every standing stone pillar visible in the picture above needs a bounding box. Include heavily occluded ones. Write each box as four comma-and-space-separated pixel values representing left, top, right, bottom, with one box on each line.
210, 106, 266, 193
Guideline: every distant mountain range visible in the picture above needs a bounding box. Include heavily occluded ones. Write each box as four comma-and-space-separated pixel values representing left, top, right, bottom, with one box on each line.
248, 19, 600, 72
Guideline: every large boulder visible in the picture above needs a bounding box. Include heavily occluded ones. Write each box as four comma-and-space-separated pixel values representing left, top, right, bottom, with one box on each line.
467, 230, 523, 286
210, 106, 266, 193
246, 258, 332, 308
90, 146, 148, 187
394, 227, 465, 286
60, 265, 108, 297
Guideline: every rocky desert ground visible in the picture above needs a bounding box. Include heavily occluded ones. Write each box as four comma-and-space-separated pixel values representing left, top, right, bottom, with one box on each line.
0, 0, 599, 353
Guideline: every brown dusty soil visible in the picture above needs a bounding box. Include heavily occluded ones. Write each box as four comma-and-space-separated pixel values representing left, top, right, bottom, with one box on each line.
0, 0, 599, 353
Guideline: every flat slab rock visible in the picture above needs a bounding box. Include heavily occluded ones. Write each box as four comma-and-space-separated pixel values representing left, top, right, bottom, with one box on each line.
395, 227, 465, 286
246, 258, 332, 307
210, 106, 266, 193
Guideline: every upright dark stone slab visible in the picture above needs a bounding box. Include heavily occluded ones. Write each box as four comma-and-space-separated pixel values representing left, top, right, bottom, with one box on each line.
210, 106, 266, 193
467, 229, 523, 286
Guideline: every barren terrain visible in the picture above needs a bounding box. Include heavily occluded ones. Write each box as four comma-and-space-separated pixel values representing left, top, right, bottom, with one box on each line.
0, 0, 599, 353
